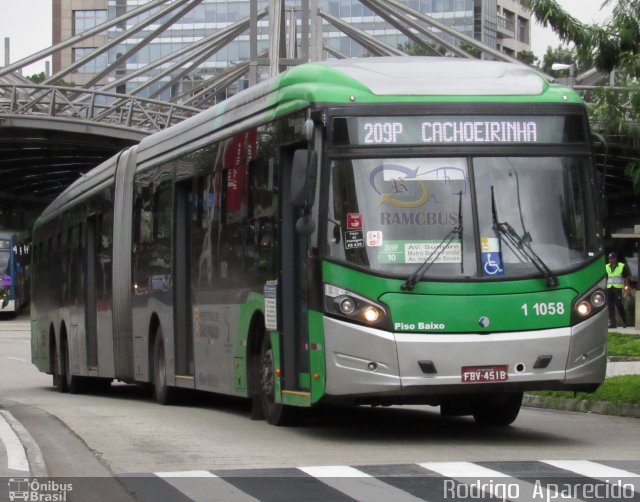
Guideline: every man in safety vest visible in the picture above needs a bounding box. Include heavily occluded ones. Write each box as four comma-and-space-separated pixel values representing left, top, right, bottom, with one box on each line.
606, 251, 631, 328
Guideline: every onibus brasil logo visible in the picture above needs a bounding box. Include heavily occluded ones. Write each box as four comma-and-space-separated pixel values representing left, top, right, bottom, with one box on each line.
8, 478, 72, 501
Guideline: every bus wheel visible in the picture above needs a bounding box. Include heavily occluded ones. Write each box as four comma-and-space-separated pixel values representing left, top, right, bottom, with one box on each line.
259, 334, 300, 426
472, 392, 523, 426
153, 331, 175, 405
63, 338, 84, 394
52, 344, 66, 393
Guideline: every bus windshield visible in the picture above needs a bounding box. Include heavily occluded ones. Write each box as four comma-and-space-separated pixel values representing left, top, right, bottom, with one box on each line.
327, 156, 601, 280
0, 241, 10, 275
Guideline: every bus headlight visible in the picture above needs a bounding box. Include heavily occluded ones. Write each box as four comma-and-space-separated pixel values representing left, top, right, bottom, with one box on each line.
338, 296, 356, 315
590, 290, 606, 308
362, 306, 381, 323
571, 280, 607, 324
324, 284, 391, 330
576, 301, 591, 317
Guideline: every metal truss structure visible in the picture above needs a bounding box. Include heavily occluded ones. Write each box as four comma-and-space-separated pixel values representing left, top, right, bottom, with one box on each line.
1, 0, 526, 117
0, 83, 200, 138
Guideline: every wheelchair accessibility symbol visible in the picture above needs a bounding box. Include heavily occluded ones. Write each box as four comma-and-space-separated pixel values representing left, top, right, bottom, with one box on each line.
482, 252, 504, 276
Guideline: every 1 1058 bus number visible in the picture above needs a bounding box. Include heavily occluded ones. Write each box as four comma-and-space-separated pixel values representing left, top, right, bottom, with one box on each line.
521, 302, 565, 316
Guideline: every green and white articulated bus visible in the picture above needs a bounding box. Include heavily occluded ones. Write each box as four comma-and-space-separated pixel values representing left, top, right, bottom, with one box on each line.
31, 57, 607, 426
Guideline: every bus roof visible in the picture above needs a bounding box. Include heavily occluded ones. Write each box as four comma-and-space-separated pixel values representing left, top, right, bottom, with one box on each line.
135, 57, 578, 164
315, 57, 546, 96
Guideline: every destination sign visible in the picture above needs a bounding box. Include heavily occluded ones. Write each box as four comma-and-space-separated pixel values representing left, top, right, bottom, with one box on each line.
340, 115, 579, 146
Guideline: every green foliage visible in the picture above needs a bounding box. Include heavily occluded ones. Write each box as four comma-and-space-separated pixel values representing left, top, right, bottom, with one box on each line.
398, 40, 446, 56
516, 50, 537, 65
541, 45, 574, 75
527, 0, 640, 191
26, 72, 46, 84
524, 0, 590, 46
460, 42, 481, 59
26, 72, 75, 87
533, 375, 640, 406
608, 332, 640, 357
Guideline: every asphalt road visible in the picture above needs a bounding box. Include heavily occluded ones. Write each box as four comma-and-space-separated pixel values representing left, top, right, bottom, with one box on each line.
1, 314, 639, 501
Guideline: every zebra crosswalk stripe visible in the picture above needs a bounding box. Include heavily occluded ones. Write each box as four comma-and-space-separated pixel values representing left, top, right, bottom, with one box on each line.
541, 460, 640, 479
299, 465, 425, 502
156, 471, 260, 502
541, 460, 640, 495
131, 460, 640, 502
419, 461, 585, 502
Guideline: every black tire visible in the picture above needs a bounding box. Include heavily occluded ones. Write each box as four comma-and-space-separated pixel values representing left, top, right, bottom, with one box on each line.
472, 392, 523, 426
258, 333, 300, 426
63, 338, 85, 394
88, 378, 112, 394
153, 331, 175, 405
52, 342, 66, 392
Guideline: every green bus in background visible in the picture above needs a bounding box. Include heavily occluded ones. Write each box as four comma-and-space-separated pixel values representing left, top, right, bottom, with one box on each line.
30, 57, 607, 426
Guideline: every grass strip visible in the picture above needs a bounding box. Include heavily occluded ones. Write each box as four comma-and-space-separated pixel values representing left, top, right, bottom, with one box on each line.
531, 375, 640, 405
608, 332, 640, 357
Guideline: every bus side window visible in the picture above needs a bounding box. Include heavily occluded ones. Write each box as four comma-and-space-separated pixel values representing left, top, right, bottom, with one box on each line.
192, 174, 216, 288
218, 136, 249, 284
248, 157, 278, 276
133, 181, 154, 294
97, 212, 113, 301
69, 227, 78, 304
153, 180, 173, 279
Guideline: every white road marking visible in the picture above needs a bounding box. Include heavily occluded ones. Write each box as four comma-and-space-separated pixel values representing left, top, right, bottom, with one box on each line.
300, 465, 425, 502
156, 470, 260, 502
0, 411, 29, 472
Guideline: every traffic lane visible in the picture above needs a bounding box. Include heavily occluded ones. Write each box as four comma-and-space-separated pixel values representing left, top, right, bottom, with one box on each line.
22, 385, 640, 475
2, 320, 639, 475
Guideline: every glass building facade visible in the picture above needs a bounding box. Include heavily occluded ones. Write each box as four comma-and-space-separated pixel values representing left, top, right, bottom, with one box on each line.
59, 0, 511, 105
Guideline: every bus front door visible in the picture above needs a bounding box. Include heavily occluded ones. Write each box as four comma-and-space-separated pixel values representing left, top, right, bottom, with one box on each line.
174, 181, 194, 377
279, 147, 311, 396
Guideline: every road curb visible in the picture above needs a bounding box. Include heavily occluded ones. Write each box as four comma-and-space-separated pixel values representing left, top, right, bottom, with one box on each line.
523, 395, 640, 419
0, 409, 48, 476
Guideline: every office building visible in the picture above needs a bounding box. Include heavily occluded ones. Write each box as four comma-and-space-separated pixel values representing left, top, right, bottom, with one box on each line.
51, 0, 531, 102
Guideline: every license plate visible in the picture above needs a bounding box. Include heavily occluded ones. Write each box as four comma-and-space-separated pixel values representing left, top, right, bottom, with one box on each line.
461, 365, 509, 383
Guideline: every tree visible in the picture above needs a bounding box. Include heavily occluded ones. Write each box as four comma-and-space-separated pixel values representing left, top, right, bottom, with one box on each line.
540, 45, 575, 74
26, 72, 46, 84
526, 0, 640, 190
398, 40, 447, 57
460, 42, 482, 59
26, 72, 75, 87
516, 50, 537, 65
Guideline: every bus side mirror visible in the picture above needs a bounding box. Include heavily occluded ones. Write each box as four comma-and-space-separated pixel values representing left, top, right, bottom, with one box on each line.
291, 149, 318, 209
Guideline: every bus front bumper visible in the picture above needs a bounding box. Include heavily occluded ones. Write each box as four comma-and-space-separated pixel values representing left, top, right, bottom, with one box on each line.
322, 310, 608, 400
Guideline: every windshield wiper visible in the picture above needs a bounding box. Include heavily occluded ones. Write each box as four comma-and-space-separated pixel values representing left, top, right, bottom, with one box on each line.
491, 186, 559, 287
402, 191, 463, 291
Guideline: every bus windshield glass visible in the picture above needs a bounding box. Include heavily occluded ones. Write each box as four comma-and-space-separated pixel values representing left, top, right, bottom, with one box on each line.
327, 156, 600, 279
0, 240, 10, 275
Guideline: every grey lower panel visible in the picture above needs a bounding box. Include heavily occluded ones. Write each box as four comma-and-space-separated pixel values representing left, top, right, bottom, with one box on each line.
323, 310, 608, 397
323, 317, 401, 396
